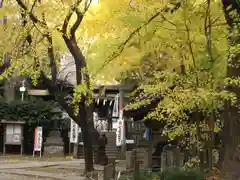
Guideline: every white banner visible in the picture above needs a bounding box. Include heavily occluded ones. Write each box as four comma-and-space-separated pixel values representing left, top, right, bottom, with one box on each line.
34, 127, 43, 152
116, 116, 125, 146
93, 112, 98, 129
112, 94, 119, 117
70, 119, 79, 143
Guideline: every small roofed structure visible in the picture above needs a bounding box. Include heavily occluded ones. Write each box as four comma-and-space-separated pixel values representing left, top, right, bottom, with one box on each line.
123, 91, 164, 129
0, 120, 25, 155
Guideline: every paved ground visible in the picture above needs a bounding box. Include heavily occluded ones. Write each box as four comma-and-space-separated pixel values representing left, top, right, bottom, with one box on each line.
0, 157, 125, 179
0, 172, 53, 180
0, 160, 86, 179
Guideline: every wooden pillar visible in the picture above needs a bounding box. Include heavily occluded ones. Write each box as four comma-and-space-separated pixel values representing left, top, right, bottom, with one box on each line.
3, 124, 5, 155
119, 88, 126, 153
119, 88, 124, 112
147, 128, 153, 171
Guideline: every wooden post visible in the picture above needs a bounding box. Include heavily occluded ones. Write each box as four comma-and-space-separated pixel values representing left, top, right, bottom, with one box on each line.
119, 88, 126, 153
147, 128, 153, 171
3, 124, 5, 155
21, 125, 24, 155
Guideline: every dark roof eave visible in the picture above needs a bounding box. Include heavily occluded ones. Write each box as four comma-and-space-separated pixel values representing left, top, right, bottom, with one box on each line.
55, 79, 134, 91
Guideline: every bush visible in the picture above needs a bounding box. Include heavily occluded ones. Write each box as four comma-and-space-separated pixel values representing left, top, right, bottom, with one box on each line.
135, 168, 204, 180
0, 98, 62, 154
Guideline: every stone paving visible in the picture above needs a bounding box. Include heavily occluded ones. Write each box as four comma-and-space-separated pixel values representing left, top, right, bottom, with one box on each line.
0, 169, 85, 180
0, 160, 86, 179
0, 172, 52, 180
0, 160, 84, 169
0, 159, 126, 179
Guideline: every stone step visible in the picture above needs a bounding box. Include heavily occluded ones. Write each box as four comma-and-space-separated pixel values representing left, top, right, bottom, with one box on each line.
48, 130, 61, 137
78, 146, 122, 158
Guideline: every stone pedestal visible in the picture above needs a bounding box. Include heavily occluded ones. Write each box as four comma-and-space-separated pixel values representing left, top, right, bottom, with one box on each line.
44, 131, 64, 157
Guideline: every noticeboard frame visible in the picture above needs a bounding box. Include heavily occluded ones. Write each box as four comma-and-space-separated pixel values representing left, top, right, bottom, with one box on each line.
1, 120, 25, 155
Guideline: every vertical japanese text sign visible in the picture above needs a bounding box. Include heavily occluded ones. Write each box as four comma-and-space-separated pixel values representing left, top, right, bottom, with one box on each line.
34, 127, 43, 152
70, 119, 79, 143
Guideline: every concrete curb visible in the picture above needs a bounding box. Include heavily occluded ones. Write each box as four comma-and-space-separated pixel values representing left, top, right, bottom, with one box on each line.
0, 160, 83, 169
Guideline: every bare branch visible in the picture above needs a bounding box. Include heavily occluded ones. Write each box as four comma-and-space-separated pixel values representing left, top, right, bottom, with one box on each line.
16, 0, 45, 26
0, 54, 11, 75
160, 14, 177, 27
84, 0, 92, 13
70, 8, 83, 39
184, 12, 198, 86
61, 0, 83, 36
30, 0, 38, 13
61, 11, 74, 35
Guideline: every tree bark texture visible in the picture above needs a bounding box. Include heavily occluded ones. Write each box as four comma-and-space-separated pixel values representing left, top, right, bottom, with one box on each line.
221, 1, 240, 179
79, 104, 94, 172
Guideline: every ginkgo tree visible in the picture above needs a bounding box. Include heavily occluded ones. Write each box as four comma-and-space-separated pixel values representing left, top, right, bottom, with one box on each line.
88, 0, 238, 171
11, 0, 103, 172
0, 0, 105, 172
0, 0, 138, 172
1, 0, 239, 176
110, 0, 240, 174
2, 0, 157, 173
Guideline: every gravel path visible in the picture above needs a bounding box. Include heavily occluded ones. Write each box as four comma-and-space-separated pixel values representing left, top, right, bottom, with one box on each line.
0, 172, 52, 180
0, 158, 126, 179
0, 160, 87, 180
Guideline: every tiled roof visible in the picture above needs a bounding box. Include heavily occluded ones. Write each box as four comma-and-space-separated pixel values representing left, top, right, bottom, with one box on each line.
58, 53, 120, 86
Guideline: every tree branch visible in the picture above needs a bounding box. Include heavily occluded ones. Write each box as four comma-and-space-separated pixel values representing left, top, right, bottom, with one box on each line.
0, 54, 11, 75
84, 0, 92, 13
61, 10, 74, 35
95, 10, 161, 74
30, 0, 38, 13
61, 0, 83, 36
40, 72, 81, 125
16, 0, 45, 26
70, 8, 83, 39
95, 3, 182, 74
46, 34, 57, 84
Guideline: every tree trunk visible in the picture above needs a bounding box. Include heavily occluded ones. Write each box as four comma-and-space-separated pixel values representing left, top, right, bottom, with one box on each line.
79, 104, 94, 172
62, 35, 102, 172
220, 1, 240, 179
14, 0, 98, 173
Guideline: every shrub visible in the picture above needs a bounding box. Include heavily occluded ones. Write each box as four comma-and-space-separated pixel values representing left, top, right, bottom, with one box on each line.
0, 98, 62, 154
134, 168, 204, 180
